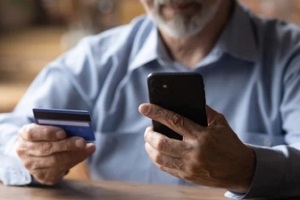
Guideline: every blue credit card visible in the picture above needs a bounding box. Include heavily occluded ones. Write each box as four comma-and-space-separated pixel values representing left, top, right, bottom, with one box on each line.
33, 108, 95, 141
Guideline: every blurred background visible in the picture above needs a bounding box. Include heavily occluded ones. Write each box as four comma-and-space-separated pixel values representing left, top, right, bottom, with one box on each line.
1, 0, 300, 113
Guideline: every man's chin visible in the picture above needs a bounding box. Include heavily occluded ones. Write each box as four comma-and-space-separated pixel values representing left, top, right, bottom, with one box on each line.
158, 21, 203, 38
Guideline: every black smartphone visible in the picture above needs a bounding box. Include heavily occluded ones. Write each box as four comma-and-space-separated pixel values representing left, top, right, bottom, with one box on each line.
147, 72, 207, 140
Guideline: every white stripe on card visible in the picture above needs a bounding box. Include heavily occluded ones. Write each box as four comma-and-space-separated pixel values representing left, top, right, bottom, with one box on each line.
37, 119, 89, 127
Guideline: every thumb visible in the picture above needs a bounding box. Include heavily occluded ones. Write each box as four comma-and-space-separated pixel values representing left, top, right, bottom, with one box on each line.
85, 143, 96, 155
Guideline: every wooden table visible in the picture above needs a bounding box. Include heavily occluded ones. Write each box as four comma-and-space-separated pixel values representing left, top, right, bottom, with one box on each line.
0, 179, 227, 200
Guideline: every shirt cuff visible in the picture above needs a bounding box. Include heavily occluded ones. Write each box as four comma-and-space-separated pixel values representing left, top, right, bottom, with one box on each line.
225, 145, 286, 199
0, 155, 32, 185
224, 191, 246, 199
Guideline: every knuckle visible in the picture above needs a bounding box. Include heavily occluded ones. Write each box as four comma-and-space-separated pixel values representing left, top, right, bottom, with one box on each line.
64, 138, 79, 151
16, 143, 26, 156
169, 113, 184, 128
156, 138, 169, 151
19, 124, 34, 140
171, 114, 184, 127
61, 142, 71, 151
152, 106, 163, 118
34, 172, 46, 182
47, 155, 58, 167
30, 163, 40, 170
39, 142, 54, 155
16, 149, 25, 157
153, 153, 163, 165
23, 160, 34, 170
24, 159, 42, 171
16, 141, 31, 153
39, 126, 52, 139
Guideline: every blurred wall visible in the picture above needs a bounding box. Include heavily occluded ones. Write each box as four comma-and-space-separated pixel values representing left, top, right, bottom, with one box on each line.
2, 0, 300, 33
1, 0, 300, 113
0, 0, 37, 31
240, 0, 300, 25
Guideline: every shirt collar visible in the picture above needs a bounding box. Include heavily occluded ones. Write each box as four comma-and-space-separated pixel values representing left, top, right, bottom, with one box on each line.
128, 20, 160, 71
215, 2, 259, 62
129, 2, 259, 71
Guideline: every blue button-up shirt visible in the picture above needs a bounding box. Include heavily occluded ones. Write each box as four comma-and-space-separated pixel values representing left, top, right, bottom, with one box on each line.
1, 2, 300, 199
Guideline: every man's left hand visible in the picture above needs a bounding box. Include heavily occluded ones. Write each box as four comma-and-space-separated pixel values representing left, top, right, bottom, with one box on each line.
139, 103, 256, 193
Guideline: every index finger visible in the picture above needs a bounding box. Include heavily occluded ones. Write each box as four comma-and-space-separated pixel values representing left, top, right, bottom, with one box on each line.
144, 126, 193, 158
19, 123, 67, 142
139, 103, 205, 139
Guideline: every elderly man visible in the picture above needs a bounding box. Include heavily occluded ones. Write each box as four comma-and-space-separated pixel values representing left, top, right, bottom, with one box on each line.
1, 0, 300, 199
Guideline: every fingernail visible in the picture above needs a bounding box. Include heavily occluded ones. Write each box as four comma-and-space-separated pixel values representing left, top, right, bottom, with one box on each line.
56, 131, 66, 139
75, 139, 85, 148
139, 104, 150, 115
86, 143, 96, 153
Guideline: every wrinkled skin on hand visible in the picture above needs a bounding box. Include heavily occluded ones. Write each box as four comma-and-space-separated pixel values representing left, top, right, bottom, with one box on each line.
139, 103, 256, 193
16, 124, 96, 185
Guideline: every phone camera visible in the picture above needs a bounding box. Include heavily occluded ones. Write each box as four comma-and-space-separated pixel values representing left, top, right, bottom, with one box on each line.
150, 80, 170, 96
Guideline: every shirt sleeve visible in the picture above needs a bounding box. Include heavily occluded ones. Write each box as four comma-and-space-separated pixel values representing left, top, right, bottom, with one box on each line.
0, 155, 32, 185
225, 144, 300, 199
0, 116, 32, 185
0, 38, 96, 186
225, 62, 300, 199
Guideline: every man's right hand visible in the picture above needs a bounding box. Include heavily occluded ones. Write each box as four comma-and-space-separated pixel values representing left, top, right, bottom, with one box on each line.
16, 123, 96, 185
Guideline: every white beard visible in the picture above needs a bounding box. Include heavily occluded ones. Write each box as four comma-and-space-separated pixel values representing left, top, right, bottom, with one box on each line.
150, 0, 222, 38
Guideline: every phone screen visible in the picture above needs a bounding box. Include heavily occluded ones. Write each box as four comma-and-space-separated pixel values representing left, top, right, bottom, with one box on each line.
147, 72, 207, 140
